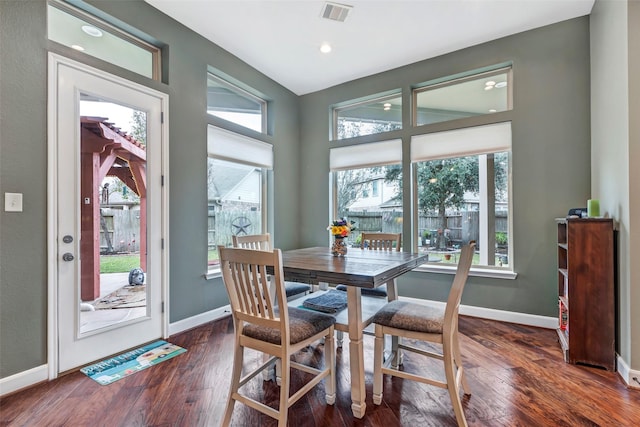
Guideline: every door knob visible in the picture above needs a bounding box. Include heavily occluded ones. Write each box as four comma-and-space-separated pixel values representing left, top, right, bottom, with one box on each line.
62, 253, 74, 262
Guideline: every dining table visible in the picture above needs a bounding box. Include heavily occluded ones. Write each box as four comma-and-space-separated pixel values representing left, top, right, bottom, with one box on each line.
281, 246, 428, 418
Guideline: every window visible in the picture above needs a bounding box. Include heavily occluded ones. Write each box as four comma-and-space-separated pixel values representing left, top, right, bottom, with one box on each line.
413, 67, 512, 127
411, 122, 512, 270
333, 93, 402, 140
207, 73, 267, 133
330, 140, 403, 245
207, 126, 272, 274
47, 1, 160, 80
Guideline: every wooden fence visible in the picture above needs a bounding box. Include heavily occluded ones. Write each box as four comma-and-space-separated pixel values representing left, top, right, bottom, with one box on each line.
345, 210, 508, 248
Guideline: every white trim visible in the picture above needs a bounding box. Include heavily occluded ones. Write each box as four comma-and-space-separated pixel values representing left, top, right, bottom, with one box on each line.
616, 354, 640, 389
415, 264, 517, 279
400, 296, 558, 329
168, 305, 231, 336
0, 365, 48, 397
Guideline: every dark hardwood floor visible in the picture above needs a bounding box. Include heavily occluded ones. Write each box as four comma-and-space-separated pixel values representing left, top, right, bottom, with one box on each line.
2, 315, 640, 426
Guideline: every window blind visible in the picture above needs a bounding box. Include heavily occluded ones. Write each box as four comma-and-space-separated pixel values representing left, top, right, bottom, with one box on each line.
207, 125, 273, 169
411, 121, 511, 162
329, 139, 402, 171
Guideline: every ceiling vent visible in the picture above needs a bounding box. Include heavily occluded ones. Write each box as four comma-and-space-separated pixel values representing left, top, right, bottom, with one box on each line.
321, 2, 352, 22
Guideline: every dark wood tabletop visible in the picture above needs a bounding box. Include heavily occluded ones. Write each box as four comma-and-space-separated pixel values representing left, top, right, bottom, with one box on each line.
280, 246, 427, 288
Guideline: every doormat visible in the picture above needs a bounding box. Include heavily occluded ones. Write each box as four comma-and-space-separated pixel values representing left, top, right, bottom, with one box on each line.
80, 340, 186, 385
92, 285, 146, 310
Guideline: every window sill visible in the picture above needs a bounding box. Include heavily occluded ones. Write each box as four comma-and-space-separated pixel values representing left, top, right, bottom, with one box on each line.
205, 269, 222, 280
414, 264, 517, 280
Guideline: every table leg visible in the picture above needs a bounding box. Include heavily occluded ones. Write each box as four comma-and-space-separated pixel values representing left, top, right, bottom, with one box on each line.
346, 286, 366, 418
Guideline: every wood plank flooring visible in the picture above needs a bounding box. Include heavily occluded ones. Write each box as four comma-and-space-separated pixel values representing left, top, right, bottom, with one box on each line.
2, 315, 640, 426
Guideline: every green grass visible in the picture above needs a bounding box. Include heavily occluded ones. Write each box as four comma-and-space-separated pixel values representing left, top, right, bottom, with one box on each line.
100, 254, 141, 273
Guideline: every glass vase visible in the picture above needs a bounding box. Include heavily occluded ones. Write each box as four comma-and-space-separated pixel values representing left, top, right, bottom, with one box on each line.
331, 236, 348, 256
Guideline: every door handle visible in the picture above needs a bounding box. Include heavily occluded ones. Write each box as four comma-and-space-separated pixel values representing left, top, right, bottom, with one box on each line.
62, 253, 75, 262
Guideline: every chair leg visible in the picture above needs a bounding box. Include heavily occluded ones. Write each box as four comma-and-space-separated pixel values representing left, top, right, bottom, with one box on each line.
453, 330, 470, 395
278, 354, 291, 427
444, 341, 468, 427
372, 325, 384, 405
222, 341, 244, 427
324, 328, 336, 405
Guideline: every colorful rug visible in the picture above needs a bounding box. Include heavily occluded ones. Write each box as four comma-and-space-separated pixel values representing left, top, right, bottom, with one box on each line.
92, 284, 146, 310
80, 340, 186, 385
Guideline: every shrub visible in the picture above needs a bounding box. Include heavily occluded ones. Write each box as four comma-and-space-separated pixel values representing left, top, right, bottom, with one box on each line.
495, 232, 508, 246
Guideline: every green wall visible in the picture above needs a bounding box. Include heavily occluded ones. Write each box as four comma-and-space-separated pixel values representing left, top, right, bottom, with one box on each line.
299, 17, 591, 316
0, 0, 300, 378
0, 0, 592, 381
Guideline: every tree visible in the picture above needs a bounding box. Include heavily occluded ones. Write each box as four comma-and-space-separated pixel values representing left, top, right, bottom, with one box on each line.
386, 158, 479, 249
130, 110, 147, 146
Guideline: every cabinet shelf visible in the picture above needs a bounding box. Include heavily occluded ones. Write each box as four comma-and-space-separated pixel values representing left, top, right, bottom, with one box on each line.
555, 217, 615, 371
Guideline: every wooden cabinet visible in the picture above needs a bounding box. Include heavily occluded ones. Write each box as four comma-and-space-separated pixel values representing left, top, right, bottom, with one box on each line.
556, 218, 615, 370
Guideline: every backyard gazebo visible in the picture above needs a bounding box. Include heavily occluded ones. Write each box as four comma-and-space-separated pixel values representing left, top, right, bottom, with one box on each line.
80, 116, 146, 301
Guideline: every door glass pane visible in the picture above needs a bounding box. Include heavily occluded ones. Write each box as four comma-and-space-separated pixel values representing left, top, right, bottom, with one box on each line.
79, 94, 148, 334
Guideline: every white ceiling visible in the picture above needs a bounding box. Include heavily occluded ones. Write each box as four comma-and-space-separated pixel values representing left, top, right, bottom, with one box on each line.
144, 0, 595, 95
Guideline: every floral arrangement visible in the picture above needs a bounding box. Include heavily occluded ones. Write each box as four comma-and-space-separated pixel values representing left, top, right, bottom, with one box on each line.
327, 218, 356, 238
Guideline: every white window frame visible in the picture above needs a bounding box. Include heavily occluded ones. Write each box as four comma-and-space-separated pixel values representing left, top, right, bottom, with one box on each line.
206, 126, 272, 278
330, 139, 403, 243
411, 122, 516, 278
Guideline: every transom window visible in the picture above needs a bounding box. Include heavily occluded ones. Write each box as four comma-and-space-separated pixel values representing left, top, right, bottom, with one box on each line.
207, 73, 267, 134
47, 1, 160, 80
332, 92, 402, 140
413, 67, 512, 127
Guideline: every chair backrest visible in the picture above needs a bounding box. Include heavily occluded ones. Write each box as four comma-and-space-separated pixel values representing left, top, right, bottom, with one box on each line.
218, 245, 290, 336
232, 233, 272, 251
443, 241, 476, 336
361, 232, 402, 251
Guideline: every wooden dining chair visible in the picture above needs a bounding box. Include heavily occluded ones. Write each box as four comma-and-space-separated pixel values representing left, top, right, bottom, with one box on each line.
336, 232, 402, 298
232, 233, 311, 298
371, 241, 476, 427
219, 246, 336, 427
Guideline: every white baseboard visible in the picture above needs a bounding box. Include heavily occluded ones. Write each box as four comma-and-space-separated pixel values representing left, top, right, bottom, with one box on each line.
168, 305, 231, 336
0, 365, 48, 397
400, 296, 559, 329
616, 354, 640, 389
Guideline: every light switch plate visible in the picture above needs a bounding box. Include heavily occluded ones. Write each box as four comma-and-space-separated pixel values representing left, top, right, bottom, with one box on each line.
5, 193, 23, 212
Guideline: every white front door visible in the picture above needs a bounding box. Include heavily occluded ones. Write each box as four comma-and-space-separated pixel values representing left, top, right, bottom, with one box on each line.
48, 54, 168, 373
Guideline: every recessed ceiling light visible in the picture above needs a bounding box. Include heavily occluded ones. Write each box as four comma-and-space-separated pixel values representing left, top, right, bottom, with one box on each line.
71, 44, 85, 51
495, 81, 507, 88
489, 109, 497, 113
320, 43, 332, 53
82, 25, 103, 38
484, 86, 494, 91
485, 80, 496, 87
